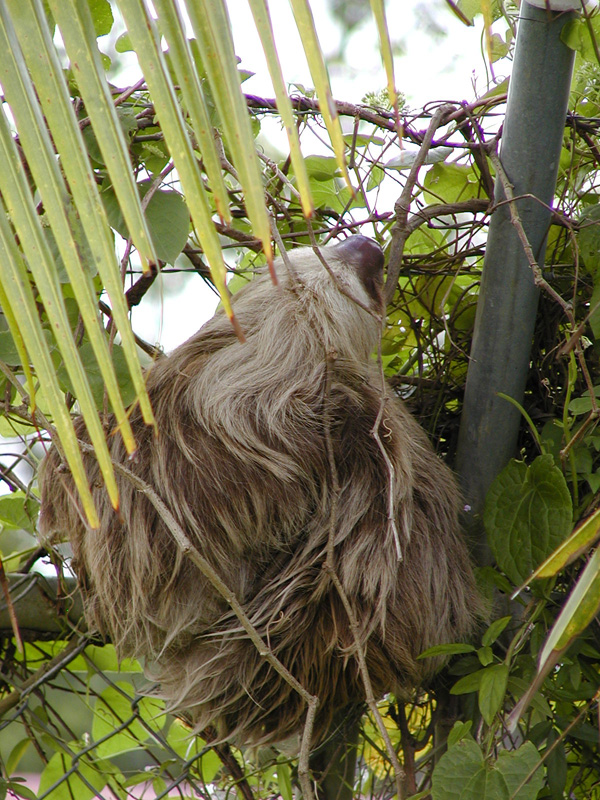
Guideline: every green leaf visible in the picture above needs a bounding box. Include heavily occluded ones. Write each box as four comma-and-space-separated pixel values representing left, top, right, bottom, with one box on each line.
58, 342, 136, 411
0, 331, 25, 366
137, 694, 166, 732
83, 644, 142, 674
47, 0, 157, 266
167, 721, 204, 759
0, 28, 116, 520
562, 16, 600, 62
450, 668, 487, 695
418, 642, 476, 659
490, 30, 512, 63
165, 723, 220, 782
343, 133, 385, 148
569, 384, 600, 415
287, 0, 352, 191
545, 729, 567, 800
431, 738, 486, 800
511, 547, 600, 727
507, 677, 552, 718
89, 0, 113, 37
5, 739, 31, 775
309, 178, 352, 213
6, 781, 37, 800
2, 0, 151, 459
481, 616, 512, 647
115, 31, 133, 52
104, 187, 190, 265
432, 739, 543, 800
457, 0, 483, 24
116, 0, 237, 320
0, 493, 38, 533
246, 0, 313, 217
199, 749, 222, 784
367, 165, 385, 191
423, 163, 480, 205
526, 505, 600, 580
182, 0, 273, 261
92, 683, 155, 758
539, 546, 600, 670
588, 281, 600, 340
370, 0, 400, 112
484, 455, 573, 585
152, 0, 232, 223
303, 155, 341, 181
404, 226, 446, 256
496, 742, 544, 800
277, 757, 293, 800
38, 750, 105, 800
578, 205, 600, 274
478, 663, 508, 725
447, 720, 473, 748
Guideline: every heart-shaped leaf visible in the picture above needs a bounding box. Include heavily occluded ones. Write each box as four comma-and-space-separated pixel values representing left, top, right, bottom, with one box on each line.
484, 455, 572, 584
432, 739, 544, 800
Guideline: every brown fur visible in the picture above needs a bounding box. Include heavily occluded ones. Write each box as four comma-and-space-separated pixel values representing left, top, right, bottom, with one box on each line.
39, 236, 479, 747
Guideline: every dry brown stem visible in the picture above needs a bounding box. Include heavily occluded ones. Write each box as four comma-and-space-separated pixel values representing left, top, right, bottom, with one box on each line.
385, 104, 456, 304
322, 354, 405, 800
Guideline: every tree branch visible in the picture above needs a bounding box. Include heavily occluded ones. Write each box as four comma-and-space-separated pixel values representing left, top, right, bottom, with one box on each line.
385, 105, 456, 305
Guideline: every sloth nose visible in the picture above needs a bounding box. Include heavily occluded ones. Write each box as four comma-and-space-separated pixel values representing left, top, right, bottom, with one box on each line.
329, 235, 384, 277
329, 235, 384, 306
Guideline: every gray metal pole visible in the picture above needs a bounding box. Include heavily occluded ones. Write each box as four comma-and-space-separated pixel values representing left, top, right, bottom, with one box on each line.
455, 1, 576, 556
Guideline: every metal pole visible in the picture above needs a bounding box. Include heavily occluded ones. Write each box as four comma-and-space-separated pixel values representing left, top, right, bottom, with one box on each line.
455, 1, 577, 559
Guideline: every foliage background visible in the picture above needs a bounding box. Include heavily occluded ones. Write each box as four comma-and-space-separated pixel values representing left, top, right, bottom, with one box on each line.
0, 1, 600, 799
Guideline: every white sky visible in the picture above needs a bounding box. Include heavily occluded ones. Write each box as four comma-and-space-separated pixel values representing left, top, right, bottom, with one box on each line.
228, 0, 492, 106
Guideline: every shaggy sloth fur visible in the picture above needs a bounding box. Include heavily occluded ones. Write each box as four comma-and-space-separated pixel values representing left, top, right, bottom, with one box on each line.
39, 235, 479, 747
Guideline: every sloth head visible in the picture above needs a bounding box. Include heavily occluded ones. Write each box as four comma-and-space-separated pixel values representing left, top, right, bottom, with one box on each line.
223, 235, 386, 368
279, 235, 385, 311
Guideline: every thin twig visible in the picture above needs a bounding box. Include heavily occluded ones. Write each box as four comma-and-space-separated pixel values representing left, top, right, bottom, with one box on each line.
385, 104, 456, 304
373, 334, 404, 561
0, 636, 87, 716
487, 146, 574, 319
487, 145, 600, 443
321, 353, 405, 800
509, 688, 600, 800
0, 557, 23, 653
203, 729, 255, 800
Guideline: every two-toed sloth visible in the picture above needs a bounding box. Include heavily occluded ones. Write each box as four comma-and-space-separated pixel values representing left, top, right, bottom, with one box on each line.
39, 235, 479, 747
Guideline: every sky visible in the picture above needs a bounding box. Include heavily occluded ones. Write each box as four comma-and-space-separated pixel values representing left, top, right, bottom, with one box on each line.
227, 0, 492, 107
129, 0, 498, 351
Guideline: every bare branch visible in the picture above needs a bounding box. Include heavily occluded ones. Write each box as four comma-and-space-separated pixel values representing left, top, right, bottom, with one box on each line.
385, 104, 456, 304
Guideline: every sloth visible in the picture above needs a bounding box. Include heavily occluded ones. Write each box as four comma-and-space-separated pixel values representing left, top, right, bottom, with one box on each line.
39, 235, 479, 747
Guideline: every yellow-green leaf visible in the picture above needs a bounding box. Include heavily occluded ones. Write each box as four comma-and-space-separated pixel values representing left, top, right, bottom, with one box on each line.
0, 208, 100, 527
247, 0, 314, 217
370, 0, 400, 113
5, 0, 151, 450
184, 0, 274, 265
539, 547, 600, 669
287, 0, 352, 192
47, 0, 157, 268
526, 506, 600, 581
116, 0, 236, 321
153, 0, 232, 224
